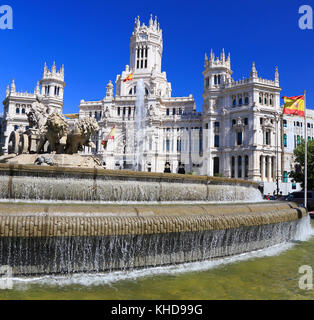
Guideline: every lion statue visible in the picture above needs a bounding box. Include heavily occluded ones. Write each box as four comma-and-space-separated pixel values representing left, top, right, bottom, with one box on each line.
37, 113, 69, 154
65, 117, 99, 154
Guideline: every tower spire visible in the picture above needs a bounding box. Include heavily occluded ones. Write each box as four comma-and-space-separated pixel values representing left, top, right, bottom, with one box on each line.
149, 14, 153, 27
10, 79, 15, 93
274, 66, 279, 84
35, 81, 40, 95
210, 49, 214, 62
250, 62, 258, 78
220, 48, 225, 62
5, 85, 10, 98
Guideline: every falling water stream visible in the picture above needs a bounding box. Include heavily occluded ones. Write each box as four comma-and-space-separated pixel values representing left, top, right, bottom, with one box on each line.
0, 217, 313, 300
134, 79, 146, 172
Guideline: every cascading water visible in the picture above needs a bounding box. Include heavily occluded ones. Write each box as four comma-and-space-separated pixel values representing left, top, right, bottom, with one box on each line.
134, 79, 146, 171
0, 215, 311, 276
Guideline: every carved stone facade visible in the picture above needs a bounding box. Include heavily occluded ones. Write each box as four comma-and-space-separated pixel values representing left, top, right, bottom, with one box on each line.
1, 15, 313, 194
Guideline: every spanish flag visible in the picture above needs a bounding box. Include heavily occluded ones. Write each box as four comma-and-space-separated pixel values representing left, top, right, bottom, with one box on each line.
123, 73, 133, 82
102, 126, 115, 149
282, 95, 305, 117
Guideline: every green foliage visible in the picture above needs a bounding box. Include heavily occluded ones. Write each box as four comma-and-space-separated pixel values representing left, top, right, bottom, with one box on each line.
289, 139, 314, 190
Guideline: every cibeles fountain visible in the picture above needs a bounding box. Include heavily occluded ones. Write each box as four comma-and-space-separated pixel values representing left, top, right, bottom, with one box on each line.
0, 81, 311, 276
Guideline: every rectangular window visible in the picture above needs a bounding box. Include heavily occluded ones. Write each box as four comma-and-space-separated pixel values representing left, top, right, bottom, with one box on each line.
244, 118, 248, 125
265, 131, 270, 145
173, 108, 176, 115
237, 132, 243, 145
283, 120, 287, 127
166, 139, 170, 152
177, 139, 181, 152
166, 109, 170, 116
214, 135, 219, 147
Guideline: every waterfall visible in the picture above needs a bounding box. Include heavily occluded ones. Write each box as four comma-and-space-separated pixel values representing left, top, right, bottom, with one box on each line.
134, 79, 146, 171
0, 216, 311, 276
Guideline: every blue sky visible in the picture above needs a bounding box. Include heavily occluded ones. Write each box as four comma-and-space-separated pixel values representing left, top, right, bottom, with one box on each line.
0, 0, 313, 114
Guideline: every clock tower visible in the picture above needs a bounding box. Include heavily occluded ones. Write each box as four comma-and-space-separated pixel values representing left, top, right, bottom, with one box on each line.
130, 15, 163, 75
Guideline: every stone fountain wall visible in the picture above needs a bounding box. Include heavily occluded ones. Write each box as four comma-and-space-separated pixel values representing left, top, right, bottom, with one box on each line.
0, 202, 308, 275
0, 164, 262, 202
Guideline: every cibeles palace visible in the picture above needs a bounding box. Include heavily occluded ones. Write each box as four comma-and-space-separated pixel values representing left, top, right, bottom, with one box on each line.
1, 15, 314, 194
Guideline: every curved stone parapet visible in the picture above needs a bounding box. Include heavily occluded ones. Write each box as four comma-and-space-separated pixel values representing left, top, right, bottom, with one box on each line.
0, 202, 308, 275
0, 164, 261, 202
0, 202, 306, 237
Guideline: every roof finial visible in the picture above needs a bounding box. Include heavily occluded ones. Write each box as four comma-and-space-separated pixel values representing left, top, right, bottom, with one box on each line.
10, 79, 15, 93
250, 61, 258, 78
149, 14, 153, 26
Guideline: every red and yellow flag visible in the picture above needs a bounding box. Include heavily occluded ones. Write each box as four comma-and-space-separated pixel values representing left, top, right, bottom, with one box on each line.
123, 73, 133, 82
101, 126, 115, 149
282, 95, 305, 117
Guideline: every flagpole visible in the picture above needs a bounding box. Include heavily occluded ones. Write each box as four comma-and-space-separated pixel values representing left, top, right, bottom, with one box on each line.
304, 90, 307, 209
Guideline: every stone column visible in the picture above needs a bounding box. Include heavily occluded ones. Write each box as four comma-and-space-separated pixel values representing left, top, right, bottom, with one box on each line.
261, 155, 265, 181
267, 156, 272, 182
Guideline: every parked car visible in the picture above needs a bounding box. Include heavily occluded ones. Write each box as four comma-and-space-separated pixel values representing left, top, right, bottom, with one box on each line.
284, 191, 314, 211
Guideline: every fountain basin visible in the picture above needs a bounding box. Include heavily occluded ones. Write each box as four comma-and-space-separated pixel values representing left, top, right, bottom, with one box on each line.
0, 164, 261, 202
0, 202, 307, 275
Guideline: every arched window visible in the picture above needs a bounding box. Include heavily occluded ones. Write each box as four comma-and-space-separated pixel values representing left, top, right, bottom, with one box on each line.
14, 125, 19, 131
284, 134, 287, 147
22, 108, 26, 114
16, 108, 20, 114
297, 135, 300, 145
239, 98, 243, 105
145, 88, 149, 96
233, 99, 236, 106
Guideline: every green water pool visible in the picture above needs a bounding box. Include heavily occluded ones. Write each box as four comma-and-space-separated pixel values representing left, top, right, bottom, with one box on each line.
0, 221, 313, 300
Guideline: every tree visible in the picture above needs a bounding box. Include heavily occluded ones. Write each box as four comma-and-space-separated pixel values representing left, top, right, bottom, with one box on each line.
289, 139, 314, 190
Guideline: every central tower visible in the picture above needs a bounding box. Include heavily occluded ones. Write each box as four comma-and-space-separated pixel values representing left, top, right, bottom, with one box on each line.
130, 15, 163, 74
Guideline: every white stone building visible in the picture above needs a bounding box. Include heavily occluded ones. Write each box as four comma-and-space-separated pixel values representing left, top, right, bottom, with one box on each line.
78, 15, 201, 173
0, 62, 65, 154
279, 110, 314, 195
1, 15, 312, 195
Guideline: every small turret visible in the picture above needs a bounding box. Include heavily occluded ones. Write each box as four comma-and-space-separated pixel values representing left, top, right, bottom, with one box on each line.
10, 79, 15, 93
5, 85, 10, 98
220, 48, 225, 62
34, 81, 40, 95
274, 66, 279, 85
106, 80, 114, 98
204, 53, 208, 68
250, 62, 258, 79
